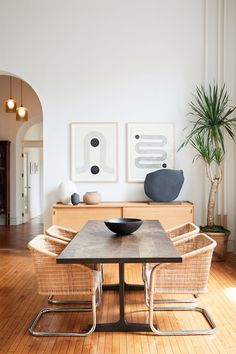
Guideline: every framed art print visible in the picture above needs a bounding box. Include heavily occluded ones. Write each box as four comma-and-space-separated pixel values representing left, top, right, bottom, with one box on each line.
71, 122, 118, 182
127, 123, 174, 182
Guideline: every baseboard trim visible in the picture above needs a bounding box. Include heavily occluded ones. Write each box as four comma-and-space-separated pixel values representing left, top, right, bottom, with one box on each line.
10, 216, 22, 225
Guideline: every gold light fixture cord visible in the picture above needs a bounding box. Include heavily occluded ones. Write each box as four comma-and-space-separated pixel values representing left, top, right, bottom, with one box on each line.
10, 76, 12, 98
20, 80, 23, 105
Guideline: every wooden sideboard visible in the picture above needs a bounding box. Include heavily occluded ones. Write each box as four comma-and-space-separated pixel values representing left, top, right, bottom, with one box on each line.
52, 201, 194, 231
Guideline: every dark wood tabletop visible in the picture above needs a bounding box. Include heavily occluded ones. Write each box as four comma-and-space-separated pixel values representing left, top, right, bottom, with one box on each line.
56, 219, 182, 332
57, 220, 182, 264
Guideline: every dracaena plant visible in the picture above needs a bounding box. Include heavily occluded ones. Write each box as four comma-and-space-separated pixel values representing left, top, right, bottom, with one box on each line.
179, 84, 236, 229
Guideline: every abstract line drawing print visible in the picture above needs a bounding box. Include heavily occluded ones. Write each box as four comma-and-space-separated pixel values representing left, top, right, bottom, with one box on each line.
71, 123, 117, 182
127, 123, 174, 182
134, 135, 167, 169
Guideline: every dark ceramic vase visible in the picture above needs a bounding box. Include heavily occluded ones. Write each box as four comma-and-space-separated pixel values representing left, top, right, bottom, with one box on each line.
144, 169, 184, 202
71, 193, 80, 205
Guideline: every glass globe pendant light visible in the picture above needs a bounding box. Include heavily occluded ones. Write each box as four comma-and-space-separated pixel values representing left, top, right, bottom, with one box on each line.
5, 76, 17, 113
16, 80, 28, 121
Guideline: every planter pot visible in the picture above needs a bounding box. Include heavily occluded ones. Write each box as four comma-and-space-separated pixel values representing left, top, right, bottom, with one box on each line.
204, 230, 230, 261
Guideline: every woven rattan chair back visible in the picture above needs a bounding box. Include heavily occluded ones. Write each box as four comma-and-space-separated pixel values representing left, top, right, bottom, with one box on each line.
28, 234, 101, 336
45, 225, 77, 242
150, 233, 216, 295
147, 233, 217, 335
28, 234, 96, 296
143, 222, 200, 276
166, 222, 199, 243
45, 226, 101, 272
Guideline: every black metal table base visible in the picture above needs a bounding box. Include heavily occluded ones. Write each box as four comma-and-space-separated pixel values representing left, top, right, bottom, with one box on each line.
103, 282, 144, 291
93, 320, 153, 332
93, 263, 151, 332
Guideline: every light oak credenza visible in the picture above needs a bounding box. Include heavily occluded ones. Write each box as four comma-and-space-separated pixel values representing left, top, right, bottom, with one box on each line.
52, 201, 194, 231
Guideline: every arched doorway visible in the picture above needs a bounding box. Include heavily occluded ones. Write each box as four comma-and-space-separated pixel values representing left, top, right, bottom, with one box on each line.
0, 73, 43, 226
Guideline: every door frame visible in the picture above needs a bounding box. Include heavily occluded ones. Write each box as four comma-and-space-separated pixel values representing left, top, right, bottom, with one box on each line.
21, 140, 43, 223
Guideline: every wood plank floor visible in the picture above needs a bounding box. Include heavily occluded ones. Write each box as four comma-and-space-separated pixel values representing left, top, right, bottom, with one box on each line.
0, 216, 43, 250
0, 220, 236, 353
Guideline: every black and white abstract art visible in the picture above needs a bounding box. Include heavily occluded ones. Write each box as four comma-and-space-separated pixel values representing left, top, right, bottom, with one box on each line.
127, 123, 174, 182
71, 122, 118, 182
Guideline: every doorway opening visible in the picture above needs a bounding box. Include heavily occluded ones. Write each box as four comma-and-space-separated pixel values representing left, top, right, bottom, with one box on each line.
22, 122, 43, 223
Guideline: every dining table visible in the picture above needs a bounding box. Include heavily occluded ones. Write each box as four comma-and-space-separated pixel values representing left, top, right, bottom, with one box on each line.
57, 219, 182, 332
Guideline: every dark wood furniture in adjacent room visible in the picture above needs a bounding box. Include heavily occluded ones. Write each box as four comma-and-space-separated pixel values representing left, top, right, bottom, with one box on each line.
0, 141, 10, 226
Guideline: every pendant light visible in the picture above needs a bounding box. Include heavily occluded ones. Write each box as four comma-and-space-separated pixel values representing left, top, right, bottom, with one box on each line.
5, 76, 17, 113
16, 80, 28, 121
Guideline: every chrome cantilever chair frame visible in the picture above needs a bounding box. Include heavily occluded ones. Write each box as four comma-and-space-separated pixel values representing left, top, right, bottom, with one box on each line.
144, 283, 199, 306
29, 293, 98, 337
149, 301, 216, 336
28, 234, 102, 336
143, 222, 200, 304
145, 233, 217, 335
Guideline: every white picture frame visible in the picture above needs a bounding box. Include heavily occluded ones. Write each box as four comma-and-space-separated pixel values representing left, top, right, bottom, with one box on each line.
71, 122, 118, 182
127, 123, 174, 182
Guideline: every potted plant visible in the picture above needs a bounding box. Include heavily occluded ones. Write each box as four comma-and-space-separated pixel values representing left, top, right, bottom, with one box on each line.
179, 83, 236, 260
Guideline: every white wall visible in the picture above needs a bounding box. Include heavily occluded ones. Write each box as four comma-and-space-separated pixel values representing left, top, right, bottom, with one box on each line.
24, 123, 43, 141
0, 0, 235, 250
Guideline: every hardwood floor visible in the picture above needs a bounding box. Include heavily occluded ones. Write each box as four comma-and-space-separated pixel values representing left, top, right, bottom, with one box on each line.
0, 216, 43, 249
0, 221, 236, 353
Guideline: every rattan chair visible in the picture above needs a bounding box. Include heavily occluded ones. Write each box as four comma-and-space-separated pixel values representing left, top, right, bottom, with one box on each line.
145, 233, 217, 335
142, 223, 199, 287
45, 225, 77, 242
166, 222, 200, 242
46, 224, 104, 286
46, 225, 80, 304
28, 234, 102, 336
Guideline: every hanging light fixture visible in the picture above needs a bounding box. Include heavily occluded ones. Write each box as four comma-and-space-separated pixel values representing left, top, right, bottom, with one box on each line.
16, 80, 28, 121
5, 76, 17, 113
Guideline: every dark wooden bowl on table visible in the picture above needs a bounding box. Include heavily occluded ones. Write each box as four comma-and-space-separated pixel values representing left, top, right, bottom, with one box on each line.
104, 218, 143, 235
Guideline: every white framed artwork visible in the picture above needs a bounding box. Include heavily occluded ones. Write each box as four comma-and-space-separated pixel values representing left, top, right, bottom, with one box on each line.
127, 123, 174, 182
71, 122, 118, 182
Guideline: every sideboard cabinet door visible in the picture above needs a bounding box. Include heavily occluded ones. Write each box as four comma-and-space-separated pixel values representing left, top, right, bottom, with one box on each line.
53, 206, 122, 231
123, 204, 193, 229
52, 202, 194, 231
